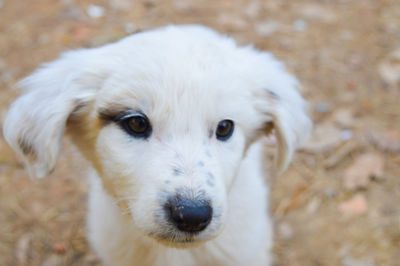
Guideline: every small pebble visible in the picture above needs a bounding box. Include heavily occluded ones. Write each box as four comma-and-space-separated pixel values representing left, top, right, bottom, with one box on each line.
324, 187, 337, 198
315, 102, 331, 113
124, 23, 137, 34
340, 129, 353, 141
379, 62, 400, 86
86, 5, 106, 19
244, 2, 261, 19
293, 19, 308, 31
173, 0, 191, 12
255, 21, 280, 37
278, 222, 293, 239
110, 0, 133, 10
306, 198, 321, 214
332, 108, 354, 128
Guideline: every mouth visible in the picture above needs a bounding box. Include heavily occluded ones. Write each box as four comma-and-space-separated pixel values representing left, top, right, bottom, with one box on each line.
146, 211, 225, 248
148, 230, 204, 248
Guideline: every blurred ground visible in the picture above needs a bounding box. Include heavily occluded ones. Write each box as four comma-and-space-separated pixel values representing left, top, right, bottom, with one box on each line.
1, 0, 400, 265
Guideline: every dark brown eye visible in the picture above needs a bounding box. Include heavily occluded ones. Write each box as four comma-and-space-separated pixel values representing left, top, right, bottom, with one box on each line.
216, 120, 234, 141
120, 113, 152, 139
129, 116, 148, 133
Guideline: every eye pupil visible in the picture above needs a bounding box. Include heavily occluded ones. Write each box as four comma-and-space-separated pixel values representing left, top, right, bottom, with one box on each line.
129, 117, 148, 133
216, 120, 234, 141
217, 121, 230, 135
120, 113, 152, 138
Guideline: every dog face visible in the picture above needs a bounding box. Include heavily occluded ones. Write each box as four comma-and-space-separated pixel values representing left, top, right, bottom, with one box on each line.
3, 25, 311, 246
91, 71, 248, 244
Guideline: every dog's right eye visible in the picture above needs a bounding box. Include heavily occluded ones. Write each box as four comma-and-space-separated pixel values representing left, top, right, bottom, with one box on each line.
216, 120, 234, 141
120, 113, 152, 139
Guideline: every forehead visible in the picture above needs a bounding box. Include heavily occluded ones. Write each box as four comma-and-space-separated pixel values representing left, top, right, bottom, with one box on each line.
96, 61, 252, 124
92, 27, 264, 129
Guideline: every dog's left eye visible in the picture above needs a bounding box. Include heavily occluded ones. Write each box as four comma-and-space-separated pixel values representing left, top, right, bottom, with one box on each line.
216, 120, 234, 141
120, 113, 152, 139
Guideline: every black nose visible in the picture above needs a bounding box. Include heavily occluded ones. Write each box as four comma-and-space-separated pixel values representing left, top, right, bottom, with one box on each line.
168, 198, 212, 233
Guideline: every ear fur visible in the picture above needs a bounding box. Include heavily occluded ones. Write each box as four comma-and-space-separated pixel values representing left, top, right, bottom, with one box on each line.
2, 50, 106, 178
263, 92, 311, 173
254, 54, 312, 174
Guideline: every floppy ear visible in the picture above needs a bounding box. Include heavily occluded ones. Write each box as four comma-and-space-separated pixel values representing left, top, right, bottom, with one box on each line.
254, 56, 312, 174
3, 50, 106, 178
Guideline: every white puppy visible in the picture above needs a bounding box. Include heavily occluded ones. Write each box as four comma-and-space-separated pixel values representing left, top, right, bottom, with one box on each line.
3, 25, 311, 266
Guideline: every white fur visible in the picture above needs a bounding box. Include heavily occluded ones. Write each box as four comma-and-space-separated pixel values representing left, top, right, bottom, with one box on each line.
3, 25, 311, 266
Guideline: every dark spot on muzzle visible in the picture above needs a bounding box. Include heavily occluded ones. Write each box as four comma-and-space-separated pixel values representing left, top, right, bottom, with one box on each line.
173, 168, 184, 176
206, 172, 215, 187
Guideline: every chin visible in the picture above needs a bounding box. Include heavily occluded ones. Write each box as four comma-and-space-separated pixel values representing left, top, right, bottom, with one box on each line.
150, 232, 215, 249
144, 219, 223, 249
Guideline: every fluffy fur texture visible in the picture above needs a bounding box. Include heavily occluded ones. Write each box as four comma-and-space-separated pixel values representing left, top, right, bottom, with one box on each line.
3, 25, 311, 266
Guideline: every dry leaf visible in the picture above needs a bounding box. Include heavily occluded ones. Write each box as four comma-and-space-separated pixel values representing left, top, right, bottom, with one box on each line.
339, 194, 368, 215
378, 48, 400, 86
15, 234, 31, 266
378, 62, 400, 85
332, 108, 354, 128
325, 141, 358, 168
52, 242, 67, 254
300, 123, 342, 153
343, 153, 384, 190
367, 129, 400, 153
42, 254, 64, 266
72, 25, 93, 41
109, 0, 133, 10
298, 4, 338, 23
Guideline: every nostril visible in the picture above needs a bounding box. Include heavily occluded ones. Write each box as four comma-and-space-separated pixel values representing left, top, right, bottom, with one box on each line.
169, 198, 212, 233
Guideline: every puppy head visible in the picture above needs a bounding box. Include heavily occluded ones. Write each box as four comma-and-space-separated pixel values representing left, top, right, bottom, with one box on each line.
3, 25, 311, 247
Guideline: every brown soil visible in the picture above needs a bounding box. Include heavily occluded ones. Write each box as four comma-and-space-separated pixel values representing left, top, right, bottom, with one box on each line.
0, 0, 399, 265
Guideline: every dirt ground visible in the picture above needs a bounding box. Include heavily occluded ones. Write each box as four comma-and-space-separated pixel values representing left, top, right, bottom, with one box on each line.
0, 0, 400, 265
